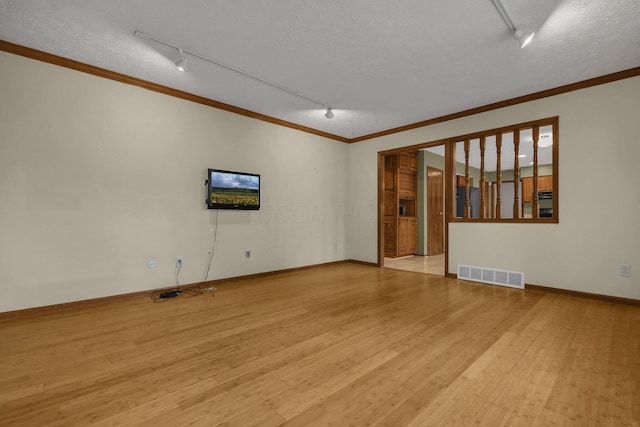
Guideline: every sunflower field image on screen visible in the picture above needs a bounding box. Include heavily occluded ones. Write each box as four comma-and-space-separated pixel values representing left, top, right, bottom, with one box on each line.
207, 169, 260, 210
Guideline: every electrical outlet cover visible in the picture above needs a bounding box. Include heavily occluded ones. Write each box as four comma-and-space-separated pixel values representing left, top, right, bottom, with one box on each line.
618, 265, 631, 277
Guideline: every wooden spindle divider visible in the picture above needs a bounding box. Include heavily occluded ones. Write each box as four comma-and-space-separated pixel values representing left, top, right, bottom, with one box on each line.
464, 139, 471, 219
513, 130, 520, 218
532, 125, 540, 219
479, 136, 486, 219
442, 118, 556, 223
495, 133, 502, 218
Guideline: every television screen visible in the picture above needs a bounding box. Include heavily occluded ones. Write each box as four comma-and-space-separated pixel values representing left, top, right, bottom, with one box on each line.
207, 169, 260, 210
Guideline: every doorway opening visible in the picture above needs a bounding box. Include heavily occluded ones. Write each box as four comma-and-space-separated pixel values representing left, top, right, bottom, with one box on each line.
380, 144, 447, 276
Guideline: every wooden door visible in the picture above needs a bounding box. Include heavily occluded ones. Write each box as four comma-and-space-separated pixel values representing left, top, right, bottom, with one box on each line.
427, 167, 444, 256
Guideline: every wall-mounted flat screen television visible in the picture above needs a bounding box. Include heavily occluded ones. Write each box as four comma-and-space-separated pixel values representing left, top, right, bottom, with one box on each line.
207, 169, 260, 210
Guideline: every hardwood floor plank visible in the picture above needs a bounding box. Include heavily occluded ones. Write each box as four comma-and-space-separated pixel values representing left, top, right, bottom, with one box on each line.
210, 403, 286, 427
0, 263, 638, 426
161, 380, 290, 426
274, 348, 398, 420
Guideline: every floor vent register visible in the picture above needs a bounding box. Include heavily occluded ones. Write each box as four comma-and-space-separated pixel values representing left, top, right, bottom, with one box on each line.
457, 264, 524, 289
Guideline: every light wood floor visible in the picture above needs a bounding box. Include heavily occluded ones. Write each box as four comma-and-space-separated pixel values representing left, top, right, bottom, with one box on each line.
1, 263, 639, 426
384, 254, 445, 276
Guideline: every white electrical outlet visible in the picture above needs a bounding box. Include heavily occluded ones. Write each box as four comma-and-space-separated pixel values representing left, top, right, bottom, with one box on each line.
147, 260, 157, 269
176, 257, 183, 268
618, 265, 631, 278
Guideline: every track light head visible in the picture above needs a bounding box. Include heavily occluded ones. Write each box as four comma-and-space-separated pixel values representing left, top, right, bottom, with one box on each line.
490, 0, 535, 49
325, 107, 334, 119
515, 30, 535, 48
175, 48, 187, 71
175, 58, 187, 71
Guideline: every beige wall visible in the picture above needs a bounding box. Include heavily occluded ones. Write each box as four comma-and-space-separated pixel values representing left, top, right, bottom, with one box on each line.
0, 52, 348, 312
2, 50, 639, 312
347, 75, 640, 299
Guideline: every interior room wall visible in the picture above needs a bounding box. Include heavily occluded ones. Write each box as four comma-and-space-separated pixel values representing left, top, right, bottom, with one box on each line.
347, 75, 640, 299
0, 52, 348, 312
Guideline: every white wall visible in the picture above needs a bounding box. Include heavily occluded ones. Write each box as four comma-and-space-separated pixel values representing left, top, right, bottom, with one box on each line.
0, 52, 348, 312
347, 75, 640, 299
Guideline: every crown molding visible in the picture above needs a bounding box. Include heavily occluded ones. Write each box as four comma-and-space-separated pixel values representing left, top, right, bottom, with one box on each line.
0, 39, 349, 143
2, 39, 640, 145
350, 65, 640, 143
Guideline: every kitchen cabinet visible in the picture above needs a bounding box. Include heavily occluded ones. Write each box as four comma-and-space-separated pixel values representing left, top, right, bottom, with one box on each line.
398, 217, 417, 255
399, 152, 417, 173
384, 151, 418, 257
522, 175, 552, 203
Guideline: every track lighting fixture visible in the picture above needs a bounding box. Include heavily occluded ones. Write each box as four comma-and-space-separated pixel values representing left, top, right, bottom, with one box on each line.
134, 30, 334, 119
489, 0, 535, 48
325, 107, 334, 119
175, 48, 187, 71
515, 30, 535, 49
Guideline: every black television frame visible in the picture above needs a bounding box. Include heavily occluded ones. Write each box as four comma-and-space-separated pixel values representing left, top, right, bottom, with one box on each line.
206, 168, 261, 210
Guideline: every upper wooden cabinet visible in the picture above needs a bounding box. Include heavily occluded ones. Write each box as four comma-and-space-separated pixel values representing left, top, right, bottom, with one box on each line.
456, 175, 474, 187
538, 175, 553, 192
399, 152, 417, 173
522, 175, 552, 203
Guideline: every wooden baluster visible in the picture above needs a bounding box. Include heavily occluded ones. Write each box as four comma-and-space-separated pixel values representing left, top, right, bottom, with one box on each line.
532, 126, 539, 219
464, 139, 470, 219
495, 134, 502, 218
449, 141, 456, 220
513, 130, 520, 218
480, 136, 486, 219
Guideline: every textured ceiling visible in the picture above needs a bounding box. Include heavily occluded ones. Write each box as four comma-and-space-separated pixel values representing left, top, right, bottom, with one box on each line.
1, 0, 640, 140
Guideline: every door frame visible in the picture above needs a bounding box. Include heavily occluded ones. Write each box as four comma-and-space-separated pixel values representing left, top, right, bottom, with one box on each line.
378, 139, 451, 277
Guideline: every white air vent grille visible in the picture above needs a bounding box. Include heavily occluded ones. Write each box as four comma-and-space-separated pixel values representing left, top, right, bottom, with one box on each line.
459, 266, 470, 278
457, 264, 524, 289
